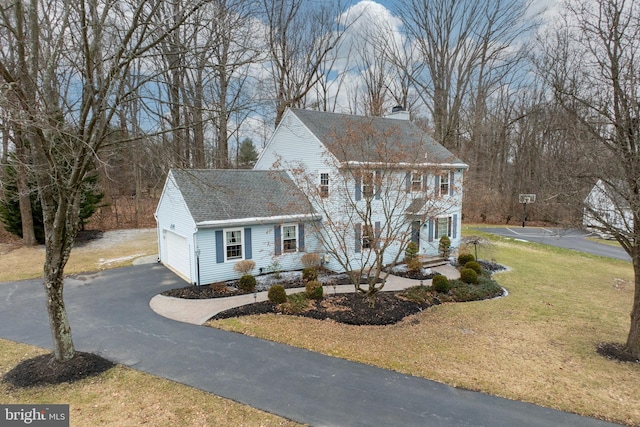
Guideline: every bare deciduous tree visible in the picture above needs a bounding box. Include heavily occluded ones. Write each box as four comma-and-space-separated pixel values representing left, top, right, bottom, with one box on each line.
538, 0, 640, 357
0, 0, 203, 361
394, 0, 536, 150
261, 0, 348, 126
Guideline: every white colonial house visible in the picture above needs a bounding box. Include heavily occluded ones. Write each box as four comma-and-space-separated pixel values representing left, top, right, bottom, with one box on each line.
156, 107, 468, 284
583, 179, 633, 238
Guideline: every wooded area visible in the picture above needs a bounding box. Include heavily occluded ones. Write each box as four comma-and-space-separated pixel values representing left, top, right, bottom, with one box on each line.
0, 0, 620, 234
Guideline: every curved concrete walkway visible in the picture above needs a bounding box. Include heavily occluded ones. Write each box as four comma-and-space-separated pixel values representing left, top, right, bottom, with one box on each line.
150, 264, 461, 324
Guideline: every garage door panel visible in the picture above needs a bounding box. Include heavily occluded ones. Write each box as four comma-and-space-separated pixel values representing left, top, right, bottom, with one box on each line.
165, 231, 190, 280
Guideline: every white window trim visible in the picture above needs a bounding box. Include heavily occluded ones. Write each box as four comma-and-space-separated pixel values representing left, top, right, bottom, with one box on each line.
224, 227, 244, 262
362, 223, 373, 250
319, 170, 330, 198
282, 223, 298, 253
439, 173, 450, 196
411, 171, 422, 192
434, 216, 452, 239
361, 170, 374, 198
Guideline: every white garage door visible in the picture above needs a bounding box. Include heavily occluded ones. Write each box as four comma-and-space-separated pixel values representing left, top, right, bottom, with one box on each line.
164, 231, 191, 281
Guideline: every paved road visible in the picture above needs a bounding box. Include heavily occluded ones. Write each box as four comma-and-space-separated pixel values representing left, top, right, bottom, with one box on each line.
475, 227, 631, 261
0, 264, 621, 427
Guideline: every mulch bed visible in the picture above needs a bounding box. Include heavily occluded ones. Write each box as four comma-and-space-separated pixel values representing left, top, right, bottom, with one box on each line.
210, 292, 437, 326
162, 274, 381, 300
596, 342, 640, 364
3, 351, 115, 387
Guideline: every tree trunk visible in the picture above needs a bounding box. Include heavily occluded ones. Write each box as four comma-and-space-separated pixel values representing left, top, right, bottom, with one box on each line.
627, 252, 640, 357
44, 270, 75, 361
15, 134, 36, 245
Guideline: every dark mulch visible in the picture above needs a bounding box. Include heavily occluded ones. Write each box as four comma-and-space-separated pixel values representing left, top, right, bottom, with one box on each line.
3, 352, 115, 388
211, 292, 434, 326
596, 342, 640, 364
162, 273, 381, 300
478, 260, 506, 273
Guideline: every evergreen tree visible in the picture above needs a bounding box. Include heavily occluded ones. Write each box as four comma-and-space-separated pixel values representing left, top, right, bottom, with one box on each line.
0, 162, 105, 243
237, 138, 259, 168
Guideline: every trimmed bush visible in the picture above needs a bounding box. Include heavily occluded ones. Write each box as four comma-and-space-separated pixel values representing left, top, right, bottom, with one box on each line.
407, 257, 422, 273
464, 261, 482, 275
268, 285, 287, 304
302, 267, 318, 283
305, 280, 323, 300
404, 241, 419, 263
431, 274, 451, 293
301, 253, 321, 268
280, 293, 309, 314
238, 274, 256, 292
457, 253, 475, 265
439, 236, 451, 257
234, 260, 255, 275
459, 268, 478, 284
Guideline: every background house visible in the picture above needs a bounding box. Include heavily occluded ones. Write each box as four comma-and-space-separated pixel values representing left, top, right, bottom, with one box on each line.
583, 179, 633, 238
155, 169, 320, 284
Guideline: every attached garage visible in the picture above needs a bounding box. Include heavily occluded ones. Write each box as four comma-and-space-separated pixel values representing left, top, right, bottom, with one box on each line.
162, 230, 191, 280
155, 169, 320, 285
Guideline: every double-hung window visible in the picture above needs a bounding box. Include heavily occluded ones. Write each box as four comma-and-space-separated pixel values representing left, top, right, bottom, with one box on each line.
439, 173, 449, 196
362, 171, 374, 198
411, 172, 422, 192
225, 229, 243, 260
361, 224, 373, 250
282, 224, 297, 252
435, 217, 451, 239
319, 172, 329, 198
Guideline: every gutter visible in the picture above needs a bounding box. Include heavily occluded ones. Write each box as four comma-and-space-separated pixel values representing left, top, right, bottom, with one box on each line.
196, 213, 323, 228
342, 161, 469, 169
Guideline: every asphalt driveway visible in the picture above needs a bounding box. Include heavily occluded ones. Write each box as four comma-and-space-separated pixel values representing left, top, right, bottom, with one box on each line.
0, 264, 622, 427
474, 227, 630, 261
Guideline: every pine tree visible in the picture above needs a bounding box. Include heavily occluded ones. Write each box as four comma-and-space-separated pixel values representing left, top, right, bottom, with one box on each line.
0, 162, 105, 243
237, 138, 258, 168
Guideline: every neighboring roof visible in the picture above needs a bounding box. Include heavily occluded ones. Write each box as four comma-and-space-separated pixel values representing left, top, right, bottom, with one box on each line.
169, 169, 317, 225
289, 108, 466, 167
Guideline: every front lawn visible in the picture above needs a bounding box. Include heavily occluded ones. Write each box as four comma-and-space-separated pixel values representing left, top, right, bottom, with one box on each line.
208, 233, 640, 426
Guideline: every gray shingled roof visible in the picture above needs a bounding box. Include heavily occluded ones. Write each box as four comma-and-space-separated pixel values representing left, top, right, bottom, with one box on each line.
170, 169, 315, 223
290, 109, 465, 165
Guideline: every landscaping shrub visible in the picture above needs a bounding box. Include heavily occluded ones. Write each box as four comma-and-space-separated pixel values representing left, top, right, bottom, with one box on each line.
301, 253, 321, 268
234, 260, 255, 275
407, 257, 422, 273
238, 274, 256, 292
459, 268, 478, 284
280, 293, 309, 314
302, 267, 318, 283
404, 241, 419, 263
267, 285, 287, 304
431, 274, 451, 293
457, 253, 475, 265
449, 277, 502, 302
401, 285, 431, 303
464, 261, 482, 275
439, 236, 451, 257
305, 280, 323, 300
